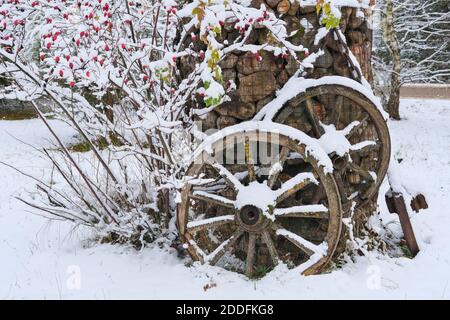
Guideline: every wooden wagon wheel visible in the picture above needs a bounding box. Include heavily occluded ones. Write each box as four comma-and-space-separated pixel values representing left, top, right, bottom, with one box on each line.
273, 83, 391, 207
178, 126, 342, 278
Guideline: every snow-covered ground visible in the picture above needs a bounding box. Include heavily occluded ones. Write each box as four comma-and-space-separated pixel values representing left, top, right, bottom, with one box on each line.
1, 98, 449, 299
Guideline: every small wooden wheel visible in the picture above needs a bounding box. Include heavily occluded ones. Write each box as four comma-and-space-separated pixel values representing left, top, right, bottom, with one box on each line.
178, 125, 342, 278
272, 81, 391, 207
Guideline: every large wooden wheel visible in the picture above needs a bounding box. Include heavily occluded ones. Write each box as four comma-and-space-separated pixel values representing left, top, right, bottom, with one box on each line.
272, 82, 391, 208
178, 125, 342, 278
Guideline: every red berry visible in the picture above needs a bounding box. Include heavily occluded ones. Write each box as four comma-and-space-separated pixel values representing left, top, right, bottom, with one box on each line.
55, 56, 60, 63
86, 71, 90, 77
59, 70, 64, 77
69, 81, 75, 87
46, 42, 51, 49
69, 62, 74, 69
121, 43, 126, 50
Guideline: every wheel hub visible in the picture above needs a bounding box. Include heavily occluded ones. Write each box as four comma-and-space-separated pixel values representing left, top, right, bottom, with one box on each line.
236, 205, 270, 232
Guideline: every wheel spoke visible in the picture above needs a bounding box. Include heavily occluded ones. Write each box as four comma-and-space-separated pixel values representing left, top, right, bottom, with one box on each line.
244, 136, 257, 183
187, 176, 218, 186
267, 146, 290, 189
329, 95, 344, 124
187, 238, 207, 263
305, 98, 325, 137
275, 172, 317, 204
187, 215, 235, 233
349, 141, 380, 155
262, 230, 278, 266
245, 233, 257, 277
273, 224, 322, 257
190, 190, 235, 208
347, 162, 375, 181
191, 174, 224, 190
274, 204, 329, 219
193, 183, 227, 193
345, 114, 369, 139
208, 229, 244, 266
206, 156, 244, 190
192, 176, 226, 192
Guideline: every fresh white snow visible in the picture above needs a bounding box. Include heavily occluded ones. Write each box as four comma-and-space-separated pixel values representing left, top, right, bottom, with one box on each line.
273, 204, 329, 217
254, 76, 389, 122
1, 98, 450, 299
187, 215, 235, 229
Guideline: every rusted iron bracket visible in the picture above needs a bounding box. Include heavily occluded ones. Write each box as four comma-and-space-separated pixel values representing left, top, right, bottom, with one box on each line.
385, 191, 420, 257
410, 193, 428, 213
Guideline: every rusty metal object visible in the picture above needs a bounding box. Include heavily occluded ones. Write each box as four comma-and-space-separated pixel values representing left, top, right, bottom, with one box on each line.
410, 193, 428, 213
385, 191, 420, 257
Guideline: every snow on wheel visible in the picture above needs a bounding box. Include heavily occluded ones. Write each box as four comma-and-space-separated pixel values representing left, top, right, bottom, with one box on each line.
177, 123, 342, 278
269, 80, 391, 208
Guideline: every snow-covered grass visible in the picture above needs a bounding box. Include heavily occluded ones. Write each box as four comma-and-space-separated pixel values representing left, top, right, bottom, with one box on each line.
1, 98, 450, 299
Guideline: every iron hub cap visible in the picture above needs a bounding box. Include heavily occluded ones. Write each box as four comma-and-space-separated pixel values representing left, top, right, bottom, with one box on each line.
236, 205, 270, 232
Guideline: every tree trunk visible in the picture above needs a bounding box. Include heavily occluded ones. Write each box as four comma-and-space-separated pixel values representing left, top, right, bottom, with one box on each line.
387, 77, 401, 120
382, 0, 402, 120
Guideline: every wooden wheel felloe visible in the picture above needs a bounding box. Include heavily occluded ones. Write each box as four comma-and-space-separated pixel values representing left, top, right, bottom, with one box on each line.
272, 82, 391, 207
177, 125, 342, 278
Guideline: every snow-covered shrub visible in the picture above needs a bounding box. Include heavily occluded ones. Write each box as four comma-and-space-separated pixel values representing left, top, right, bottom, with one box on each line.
0, 0, 324, 246
1, 0, 188, 245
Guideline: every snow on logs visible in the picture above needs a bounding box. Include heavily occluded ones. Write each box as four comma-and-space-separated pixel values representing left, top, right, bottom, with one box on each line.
179, 2, 374, 131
